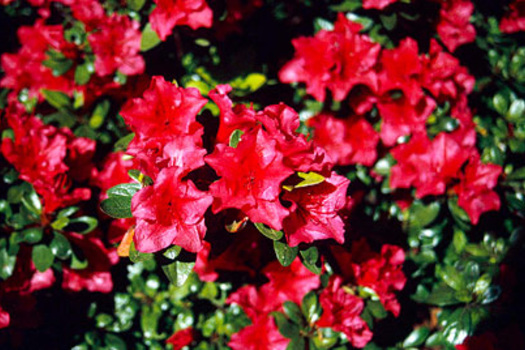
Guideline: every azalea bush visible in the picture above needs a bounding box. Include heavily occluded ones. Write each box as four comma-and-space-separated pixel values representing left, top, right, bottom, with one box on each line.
1, 0, 525, 349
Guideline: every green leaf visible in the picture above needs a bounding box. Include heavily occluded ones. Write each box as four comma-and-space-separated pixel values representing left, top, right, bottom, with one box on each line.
330, 0, 361, 12
163, 245, 182, 260
18, 227, 44, 244
50, 232, 72, 260
70, 249, 88, 270
129, 242, 154, 263
114, 133, 135, 151
229, 129, 244, 148
301, 291, 320, 324
128, 0, 146, 11
380, 13, 397, 31
287, 336, 306, 350
284, 172, 325, 191
507, 99, 525, 121
283, 301, 304, 325
425, 285, 460, 306
442, 308, 472, 345
141, 23, 161, 52
21, 189, 42, 215
89, 100, 110, 129
272, 312, 300, 339
254, 222, 283, 240
42, 57, 73, 76
104, 333, 127, 350
492, 93, 508, 114
437, 265, 465, 291
67, 216, 98, 234
101, 183, 141, 219
32, 244, 55, 272
403, 327, 430, 348
299, 246, 321, 275
408, 201, 440, 232
74, 62, 94, 85
273, 240, 298, 267
40, 89, 71, 110
162, 260, 195, 287
507, 166, 525, 181
366, 299, 387, 319
0, 248, 17, 279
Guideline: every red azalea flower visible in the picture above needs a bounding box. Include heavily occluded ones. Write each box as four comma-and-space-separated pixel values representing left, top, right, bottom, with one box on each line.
421, 39, 475, 102
390, 132, 471, 198
454, 157, 501, 224
0, 306, 9, 329
283, 172, 349, 247
70, 0, 106, 31
377, 95, 436, 147
308, 113, 379, 167
0, 20, 74, 99
362, 0, 398, 9
500, 0, 525, 33
166, 327, 194, 350
62, 233, 118, 293
378, 38, 423, 104
436, 0, 476, 52
121, 76, 207, 140
1, 104, 93, 213
131, 167, 213, 253
88, 14, 144, 77
206, 127, 293, 230
316, 276, 373, 348
279, 14, 380, 102
229, 315, 289, 350
150, 0, 213, 41
262, 258, 321, 306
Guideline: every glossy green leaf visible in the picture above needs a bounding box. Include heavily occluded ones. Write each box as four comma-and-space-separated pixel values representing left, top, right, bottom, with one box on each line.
141, 23, 161, 52
41, 89, 71, 110
272, 312, 300, 339
229, 129, 244, 148
18, 227, 43, 244
50, 232, 72, 259
299, 246, 321, 275
101, 183, 141, 219
273, 240, 298, 267
0, 248, 16, 280
32, 244, 55, 272
162, 260, 195, 287
403, 327, 430, 348
283, 301, 303, 325
254, 222, 283, 240
301, 291, 320, 324
129, 242, 154, 263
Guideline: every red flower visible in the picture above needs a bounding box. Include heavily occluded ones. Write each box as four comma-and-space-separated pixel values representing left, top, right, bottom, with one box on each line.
121, 76, 207, 140
150, 0, 213, 41
1, 104, 93, 213
131, 167, 213, 253
377, 95, 436, 147
0, 306, 9, 329
308, 113, 379, 166
283, 172, 350, 246
390, 132, 471, 198
454, 157, 501, 224
279, 14, 380, 102
378, 38, 423, 104
88, 14, 144, 77
362, 0, 398, 9
500, 0, 525, 33
70, 0, 106, 31
317, 276, 373, 348
229, 315, 289, 350
0, 20, 74, 99
421, 39, 475, 103
206, 128, 293, 230
436, 0, 476, 52
166, 327, 194, 350
62, 233, 118, 293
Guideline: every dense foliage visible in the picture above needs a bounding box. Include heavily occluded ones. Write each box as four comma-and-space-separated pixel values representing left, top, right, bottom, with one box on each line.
1, 0, 525, 349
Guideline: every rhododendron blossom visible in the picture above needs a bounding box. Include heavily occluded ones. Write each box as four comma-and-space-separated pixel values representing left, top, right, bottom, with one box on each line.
283, 172, 350, 246
150, 0, 213, 41
436, 0, 476, 52
206, 128, 293, 230
88, 14, 144, 77
131, 167, 213, 253
500, 0, 525, 33
279, 14, 380, 102
316, 276, 373, 348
